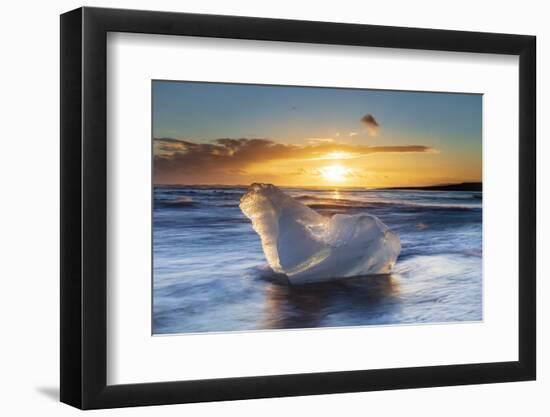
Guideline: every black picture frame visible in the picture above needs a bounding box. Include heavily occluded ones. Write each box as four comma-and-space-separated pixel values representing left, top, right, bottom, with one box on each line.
60, 6, 536, 410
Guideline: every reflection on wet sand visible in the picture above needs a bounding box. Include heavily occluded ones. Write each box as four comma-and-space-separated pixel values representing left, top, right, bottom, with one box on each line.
262, 275, 401, 330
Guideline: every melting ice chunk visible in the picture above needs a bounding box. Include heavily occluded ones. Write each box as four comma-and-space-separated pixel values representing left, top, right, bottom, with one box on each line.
239, 183, 401, 284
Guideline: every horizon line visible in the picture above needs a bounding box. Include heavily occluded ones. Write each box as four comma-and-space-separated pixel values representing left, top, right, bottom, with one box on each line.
153, 180, 482, 189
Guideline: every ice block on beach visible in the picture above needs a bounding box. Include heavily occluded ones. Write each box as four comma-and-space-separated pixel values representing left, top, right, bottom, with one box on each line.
239, 183, 401, 284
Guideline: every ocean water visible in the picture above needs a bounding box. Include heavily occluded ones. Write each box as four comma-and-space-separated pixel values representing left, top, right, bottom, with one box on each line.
153, 186, 482, 334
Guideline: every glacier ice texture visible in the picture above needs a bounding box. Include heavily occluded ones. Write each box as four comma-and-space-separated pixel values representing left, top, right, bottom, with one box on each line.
239, 183, 401, 284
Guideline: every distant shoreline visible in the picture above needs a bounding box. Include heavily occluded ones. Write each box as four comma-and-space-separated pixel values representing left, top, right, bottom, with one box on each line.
384, 182, 482, 192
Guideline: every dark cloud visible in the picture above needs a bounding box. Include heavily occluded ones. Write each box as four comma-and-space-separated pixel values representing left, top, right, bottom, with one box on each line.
361, 114, 380, 136
153, 137, 433, 183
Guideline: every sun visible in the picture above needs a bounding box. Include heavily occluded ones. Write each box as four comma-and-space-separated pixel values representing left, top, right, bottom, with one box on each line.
321, 164, 348, 183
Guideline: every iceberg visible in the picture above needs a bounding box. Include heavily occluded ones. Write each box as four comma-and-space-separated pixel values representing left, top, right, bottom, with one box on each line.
239, 183, 401, 284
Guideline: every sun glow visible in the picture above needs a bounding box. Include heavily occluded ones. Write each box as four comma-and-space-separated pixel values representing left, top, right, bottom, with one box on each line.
321, 164, 349, 183
324, 151, 356, 160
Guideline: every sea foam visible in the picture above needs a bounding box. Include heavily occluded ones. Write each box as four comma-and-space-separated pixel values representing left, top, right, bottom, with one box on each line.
239, 183, 401, 284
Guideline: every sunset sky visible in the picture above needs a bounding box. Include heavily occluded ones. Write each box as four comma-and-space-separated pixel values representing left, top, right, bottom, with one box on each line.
153, 81, 482, 187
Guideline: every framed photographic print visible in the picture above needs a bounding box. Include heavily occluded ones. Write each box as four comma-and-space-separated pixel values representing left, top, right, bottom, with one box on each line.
60, 7, 536, 409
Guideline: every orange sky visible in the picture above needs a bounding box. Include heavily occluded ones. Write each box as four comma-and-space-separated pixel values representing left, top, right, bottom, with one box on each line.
153, 137, 481, 187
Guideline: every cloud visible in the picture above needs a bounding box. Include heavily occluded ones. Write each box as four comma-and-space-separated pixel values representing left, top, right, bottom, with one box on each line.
361, 114, 380, 136
307, 137, 335, 144
348, 132, 358, 137
154, 137, 434, 183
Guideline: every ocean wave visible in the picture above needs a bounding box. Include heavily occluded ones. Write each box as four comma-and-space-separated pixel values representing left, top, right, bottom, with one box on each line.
309, 201, 479, 211
156, 196, 195, 208
377, 200, 480, 210
294, 194, 480, 211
